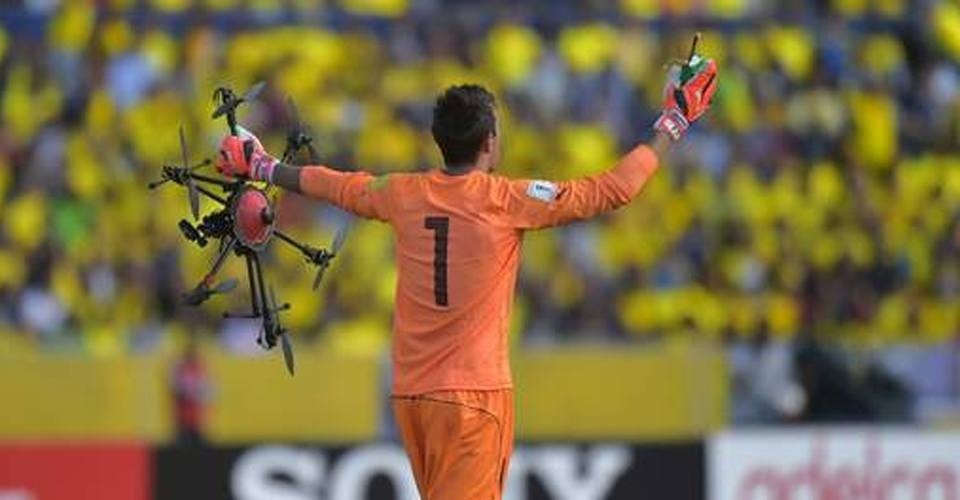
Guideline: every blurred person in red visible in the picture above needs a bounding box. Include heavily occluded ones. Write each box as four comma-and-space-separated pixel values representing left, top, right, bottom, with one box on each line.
171, 336, 212, 446
216, 57, 717, 497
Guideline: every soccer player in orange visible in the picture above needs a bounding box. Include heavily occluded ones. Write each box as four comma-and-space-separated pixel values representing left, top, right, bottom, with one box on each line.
217, 57, 717, 499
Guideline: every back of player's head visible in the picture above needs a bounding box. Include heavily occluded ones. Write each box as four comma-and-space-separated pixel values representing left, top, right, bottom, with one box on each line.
431, 84, 497, 168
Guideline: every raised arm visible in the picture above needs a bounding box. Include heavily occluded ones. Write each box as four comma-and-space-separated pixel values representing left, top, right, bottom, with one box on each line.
216, 129, 391, 221
503, 138, 663, 230
504, 50, 718, 230
276, 164, 391, 221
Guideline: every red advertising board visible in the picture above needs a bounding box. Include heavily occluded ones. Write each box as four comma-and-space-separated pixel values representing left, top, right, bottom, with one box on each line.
0, 443, 149, 500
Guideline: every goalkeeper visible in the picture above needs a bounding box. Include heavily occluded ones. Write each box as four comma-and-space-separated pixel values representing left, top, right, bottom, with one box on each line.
217, 51, 717, 499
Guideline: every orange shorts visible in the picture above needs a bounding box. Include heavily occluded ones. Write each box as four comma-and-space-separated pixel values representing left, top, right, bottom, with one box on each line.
392, 389, 514, 500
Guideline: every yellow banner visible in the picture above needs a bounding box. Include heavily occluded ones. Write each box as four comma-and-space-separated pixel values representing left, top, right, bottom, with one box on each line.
0, 343, 726, 442
205, 350, 381, 443
514, 344, 728, 440
0, 355, 170, 441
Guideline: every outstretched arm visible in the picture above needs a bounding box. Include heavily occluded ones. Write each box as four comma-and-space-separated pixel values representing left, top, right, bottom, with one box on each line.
503, 136, 663, 230
275, 163, 391, 221
216, 130, 391, 221
504, 50, 717, 230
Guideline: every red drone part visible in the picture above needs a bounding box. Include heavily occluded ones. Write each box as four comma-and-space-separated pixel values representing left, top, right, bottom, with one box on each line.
232, 187, 276, 250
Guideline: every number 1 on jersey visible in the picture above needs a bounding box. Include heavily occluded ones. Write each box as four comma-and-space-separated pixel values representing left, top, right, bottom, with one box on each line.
424, 216, 449, 306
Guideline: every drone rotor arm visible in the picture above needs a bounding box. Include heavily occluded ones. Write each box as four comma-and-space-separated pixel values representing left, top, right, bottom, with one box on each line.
182, 237, 238, 305
273, 229, 317, 259
188, 172, 238, 188
192, 184, 229, 206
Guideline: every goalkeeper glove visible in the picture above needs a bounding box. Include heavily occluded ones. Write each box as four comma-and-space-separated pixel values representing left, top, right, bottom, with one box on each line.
654, 55, 719, 141
216, 126, 280, 182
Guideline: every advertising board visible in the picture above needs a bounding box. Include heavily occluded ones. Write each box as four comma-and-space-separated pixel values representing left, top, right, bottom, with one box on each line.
708, 429, 960, 500
155, 442, 703, 500
0, 443, 149, 500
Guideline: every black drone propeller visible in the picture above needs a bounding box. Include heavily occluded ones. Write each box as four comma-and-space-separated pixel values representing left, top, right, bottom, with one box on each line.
255, 283, 293, 376
268, 285, 295, 375
180, 126, 201, 220
282, 96, 320, 165
182, 278, 239, 306
212, 81, 266, 136
312, 223, 350, 290
147, 125, 210, 221
145, 157, 210, 189
181, 235, 240, 306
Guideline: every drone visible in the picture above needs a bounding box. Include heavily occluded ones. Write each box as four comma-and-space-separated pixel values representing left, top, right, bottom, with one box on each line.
148, 82, 348, 376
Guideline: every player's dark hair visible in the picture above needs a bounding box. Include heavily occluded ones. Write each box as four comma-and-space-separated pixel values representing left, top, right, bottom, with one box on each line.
431, 84, 497, 169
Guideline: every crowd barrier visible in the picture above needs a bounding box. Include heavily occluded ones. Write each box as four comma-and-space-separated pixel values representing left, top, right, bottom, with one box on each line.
0, 345, 726, 442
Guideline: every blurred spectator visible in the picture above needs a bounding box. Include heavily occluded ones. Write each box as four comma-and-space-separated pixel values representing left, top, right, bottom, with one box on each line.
171, 337, 212, 446
795, 338, 913, 422
728, 327, 805, 424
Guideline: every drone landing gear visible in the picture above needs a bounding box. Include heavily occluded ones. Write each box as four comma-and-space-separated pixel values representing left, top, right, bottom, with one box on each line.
220, 251, 295, 375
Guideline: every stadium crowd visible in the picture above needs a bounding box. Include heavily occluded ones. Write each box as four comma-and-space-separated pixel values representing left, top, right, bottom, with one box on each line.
0, 0, 958, 419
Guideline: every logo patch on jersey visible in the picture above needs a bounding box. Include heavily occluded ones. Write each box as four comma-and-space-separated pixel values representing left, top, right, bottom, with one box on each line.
526, 180, 559, 203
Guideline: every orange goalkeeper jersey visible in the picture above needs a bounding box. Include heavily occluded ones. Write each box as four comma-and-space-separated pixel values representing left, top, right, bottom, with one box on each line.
299, 144, 659, 395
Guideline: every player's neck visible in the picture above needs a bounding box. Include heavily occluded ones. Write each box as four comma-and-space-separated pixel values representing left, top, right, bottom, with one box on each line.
440, 164, 479, 176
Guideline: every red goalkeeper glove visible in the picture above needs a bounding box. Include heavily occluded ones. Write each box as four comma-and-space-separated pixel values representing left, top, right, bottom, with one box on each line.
654, 55, 718, 141
216, 126, 279, 182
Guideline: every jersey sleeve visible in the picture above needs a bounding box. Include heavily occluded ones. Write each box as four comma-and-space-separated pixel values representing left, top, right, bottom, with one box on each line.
499, 144, 659, 230
298, 166, 393, 221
